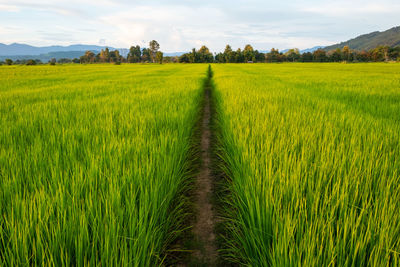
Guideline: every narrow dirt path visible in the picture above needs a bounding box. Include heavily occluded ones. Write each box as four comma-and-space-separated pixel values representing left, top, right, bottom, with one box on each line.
191, 67, 218, 266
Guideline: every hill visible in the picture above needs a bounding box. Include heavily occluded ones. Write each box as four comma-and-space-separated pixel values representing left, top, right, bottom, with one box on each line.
324, 26, 400, 51
0, 51, 100, 62
0, 43, 119, 56
263, 46, 323, 54
164, 52, 185, 57
0, 43, 185, 61
0, 43, 132, 61
300, 46, 324, 53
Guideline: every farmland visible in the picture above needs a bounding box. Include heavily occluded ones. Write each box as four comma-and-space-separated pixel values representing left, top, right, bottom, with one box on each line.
1, 63, 400, 266
0, 64, 205, 266
212, 63, 400, 266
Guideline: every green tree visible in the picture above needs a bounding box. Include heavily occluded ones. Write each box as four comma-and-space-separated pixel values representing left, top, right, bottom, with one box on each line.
198, 46, 214, 63
236, 48, 244, 63
254, 50, 265, 63
285, 48, 300, 62
26, 59, 37, 65
370, 46, 389, 61
189, 48, 197, 63
58, 58, 72, 64
80, 51, 95, 63
243, 44, 255, 62
5, 59, 13, 65
179, 53, 190, 63
149, 40, 160, 63
163, 56, 172, 63
99, 48, 110, 62
330, 48, 342, 62
313, 49, 327, 62
342, 46, 351, 62
156, 51, 163, 64
388, 47, 400, 61
355, 50, 370, 62
215, 53, 225, 63
301, 52, 313, 62
141, 48, 151, 62
224, 45, 235, 63
128, 45, 141, 63
110, 50, 121, 63
266, 48, 281, 62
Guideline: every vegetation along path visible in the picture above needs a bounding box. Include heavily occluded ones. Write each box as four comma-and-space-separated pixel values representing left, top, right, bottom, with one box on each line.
190, 65, 218, 265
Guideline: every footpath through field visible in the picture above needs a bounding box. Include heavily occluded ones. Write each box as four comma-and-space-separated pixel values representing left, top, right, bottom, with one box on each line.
190, 65, 219, 266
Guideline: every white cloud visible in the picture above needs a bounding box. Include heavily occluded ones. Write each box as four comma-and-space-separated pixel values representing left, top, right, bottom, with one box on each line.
98, 5, 228, 50
0, 0, 399, 51
302, 3, 399, 16
0, 4, 20, 12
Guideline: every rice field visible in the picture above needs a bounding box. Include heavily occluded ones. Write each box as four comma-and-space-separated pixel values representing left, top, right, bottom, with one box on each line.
212, 63, 400, 266
0, 64, 206, 266
1, 63, 400, 266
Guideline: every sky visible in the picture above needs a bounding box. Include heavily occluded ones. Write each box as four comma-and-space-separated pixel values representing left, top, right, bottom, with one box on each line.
0, 0, 399, 52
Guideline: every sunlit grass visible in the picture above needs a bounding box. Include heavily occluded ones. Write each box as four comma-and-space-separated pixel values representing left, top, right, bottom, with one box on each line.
2, 62, 399, 265
212, 63, 400, 266
0, 64, 207, 266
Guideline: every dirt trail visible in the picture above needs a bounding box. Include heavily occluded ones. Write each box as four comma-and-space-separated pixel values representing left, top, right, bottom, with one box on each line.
191, 68, 218, 266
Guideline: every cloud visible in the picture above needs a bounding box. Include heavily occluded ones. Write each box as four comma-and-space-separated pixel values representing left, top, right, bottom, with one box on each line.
0, 1, 87, 17
302, 3, 400, 16
0, 4, 20, 12
0, 0, 399, 51
98, 5, 228, 50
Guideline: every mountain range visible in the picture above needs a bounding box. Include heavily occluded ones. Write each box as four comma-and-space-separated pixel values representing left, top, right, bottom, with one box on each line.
0, 43, 121, 56
0, 43, 184, 61
324, 26, 400, 51
1, 26, 399, 61
0, 43, 129, 61
279, 46, 324, 54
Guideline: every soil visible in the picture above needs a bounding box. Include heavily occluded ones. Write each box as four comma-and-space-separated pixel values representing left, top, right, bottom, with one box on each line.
190, 80, 218, 266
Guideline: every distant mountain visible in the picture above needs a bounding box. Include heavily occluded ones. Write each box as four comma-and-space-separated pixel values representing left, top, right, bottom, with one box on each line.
0, 51, 100, 62
300, 46, 324, 53
0, 43, 131, 61
324, 26, 400, 51
262, 46, 324, 54
0, 43, 118, 56
0, 43, 183, 61
164, 52, 185, 57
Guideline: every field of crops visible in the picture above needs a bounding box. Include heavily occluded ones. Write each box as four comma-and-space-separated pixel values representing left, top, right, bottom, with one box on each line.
1, 63, 400, 266
212, 63, 400, 266
0, 64, 206, 265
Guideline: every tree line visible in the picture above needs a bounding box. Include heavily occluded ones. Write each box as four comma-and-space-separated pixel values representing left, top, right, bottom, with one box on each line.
1, 41, 400, 66
79, 40, 163, 64
180, 45, 400, 63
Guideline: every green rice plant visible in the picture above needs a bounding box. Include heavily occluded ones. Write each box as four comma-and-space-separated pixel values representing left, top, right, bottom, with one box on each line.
0, 64, 207, 266
212, 63, 400, 266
